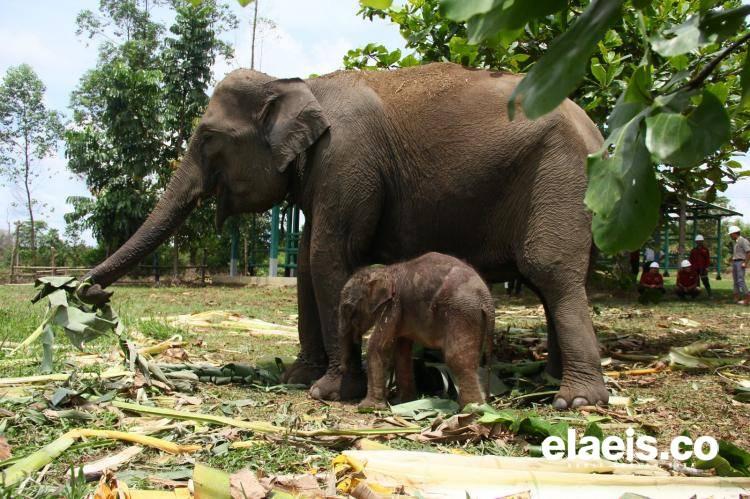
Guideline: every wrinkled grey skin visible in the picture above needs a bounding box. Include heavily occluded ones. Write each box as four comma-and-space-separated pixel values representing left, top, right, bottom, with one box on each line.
78, 62, 607, 409
339, 253, 494, 410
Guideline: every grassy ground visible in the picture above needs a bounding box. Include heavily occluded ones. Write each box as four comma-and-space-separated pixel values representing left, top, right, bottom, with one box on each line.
0, 278, 748, 495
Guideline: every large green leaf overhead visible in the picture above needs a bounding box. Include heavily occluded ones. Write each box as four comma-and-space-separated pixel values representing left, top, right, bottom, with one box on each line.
507, 0, 624, 120
585, 114, 661, 253
645, 90, 730, 168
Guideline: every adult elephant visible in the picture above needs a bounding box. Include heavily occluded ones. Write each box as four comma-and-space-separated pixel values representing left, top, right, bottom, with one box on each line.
79, 62, 607, 409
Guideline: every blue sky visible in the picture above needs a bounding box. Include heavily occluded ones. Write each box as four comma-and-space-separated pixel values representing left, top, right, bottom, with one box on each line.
1, 1, 749, 240
0, 0, 405, 238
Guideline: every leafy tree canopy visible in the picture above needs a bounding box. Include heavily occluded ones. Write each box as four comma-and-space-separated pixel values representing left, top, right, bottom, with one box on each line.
0, 64, 64, 259
65, 0, 237, 258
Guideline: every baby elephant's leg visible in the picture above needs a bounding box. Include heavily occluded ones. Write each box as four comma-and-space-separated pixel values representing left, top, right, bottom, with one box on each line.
358, 331, 395, 410
394, 338, 416, 403
443, 316, 484, 407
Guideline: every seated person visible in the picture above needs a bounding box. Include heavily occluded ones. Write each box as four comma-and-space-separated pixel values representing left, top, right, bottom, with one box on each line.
638, 261, 665, 303
676, 259, 700, 299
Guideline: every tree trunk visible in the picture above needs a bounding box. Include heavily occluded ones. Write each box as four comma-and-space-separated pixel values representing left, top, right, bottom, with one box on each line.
251, 0, 259, 69
9, 222, 20, 284
678, 197, 687, 260
189, 246, 197, 266
243, 234, 248, 276
23, 131, 36, 264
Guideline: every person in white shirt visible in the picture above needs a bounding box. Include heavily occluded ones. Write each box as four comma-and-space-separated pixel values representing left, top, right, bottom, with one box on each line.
729, 226, 750, 305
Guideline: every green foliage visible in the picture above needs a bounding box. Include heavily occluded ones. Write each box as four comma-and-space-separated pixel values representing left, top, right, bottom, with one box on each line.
66, 1, 165, 253
29, 276, 119, 372
693, 439, 750, 476
0, 64, 64, 258
389, 398, 459, 420
343, 43, 409, 70
645, 90, 730, 167
7, 220, 99, 269
65, 1, 249, 268
507, 0, 624, 120
351, 0, 750, 254
360, 0, 393, 9
586, 110, 660, 253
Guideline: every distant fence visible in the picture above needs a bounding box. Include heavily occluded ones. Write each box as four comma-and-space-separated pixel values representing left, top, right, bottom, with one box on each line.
7, 264, 213, 285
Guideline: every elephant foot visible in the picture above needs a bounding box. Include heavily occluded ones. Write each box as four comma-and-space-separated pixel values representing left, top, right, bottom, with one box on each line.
309, 369, 367, 401
552, 375, 609, 410
281, 358, 327, 386
357, 397, 388, 411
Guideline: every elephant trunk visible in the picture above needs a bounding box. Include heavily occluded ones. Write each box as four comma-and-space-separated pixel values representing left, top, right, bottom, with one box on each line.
84, 155, 205, 289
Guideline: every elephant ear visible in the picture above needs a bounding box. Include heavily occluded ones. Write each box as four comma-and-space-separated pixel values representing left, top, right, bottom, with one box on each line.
262, 78, 330, 173
367, 275, 395, 314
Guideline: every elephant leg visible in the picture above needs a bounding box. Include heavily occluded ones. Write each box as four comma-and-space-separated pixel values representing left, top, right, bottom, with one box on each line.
443, 317, 484, 407
307, 250, 367, 401
393, 338, 416, 403
525, 270, 607, 409
282, 227, 328, 385
544, 304, 563, 380
358, 330, 395, 410
523, 281, 562, 380
514, 131, 607, 409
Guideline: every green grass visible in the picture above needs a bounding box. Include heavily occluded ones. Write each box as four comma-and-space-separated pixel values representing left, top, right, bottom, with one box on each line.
1, 280, 749, 495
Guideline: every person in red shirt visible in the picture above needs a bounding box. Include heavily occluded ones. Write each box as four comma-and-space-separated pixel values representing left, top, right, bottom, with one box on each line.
638, 262, 665, 303
676, 259, 700, 299
689, 234, 712, 297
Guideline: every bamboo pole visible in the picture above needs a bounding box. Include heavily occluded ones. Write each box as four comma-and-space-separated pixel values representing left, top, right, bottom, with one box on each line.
1, 431, 78, 486
2, 429, 200, 487
0, 369, 132, 386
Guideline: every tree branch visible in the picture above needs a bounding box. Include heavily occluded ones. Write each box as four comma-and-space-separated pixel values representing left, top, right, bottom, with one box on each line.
682, 31, 750, 92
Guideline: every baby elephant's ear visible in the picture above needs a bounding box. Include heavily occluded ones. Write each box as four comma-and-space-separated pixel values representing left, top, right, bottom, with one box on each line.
367, 276, 395, 313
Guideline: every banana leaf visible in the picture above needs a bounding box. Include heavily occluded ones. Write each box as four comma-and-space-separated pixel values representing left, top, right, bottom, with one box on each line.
390, 398, 459, 420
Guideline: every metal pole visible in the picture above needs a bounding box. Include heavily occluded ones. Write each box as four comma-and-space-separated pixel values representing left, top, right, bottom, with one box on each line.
249, 214, 256, 276
291, 206, 300, 277
716, 218, 722, 280
269, 205, 280, 277
283, 205, 292, 277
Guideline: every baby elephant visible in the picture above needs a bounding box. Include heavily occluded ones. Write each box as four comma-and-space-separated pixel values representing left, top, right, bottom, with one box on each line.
338, 252, 495, 409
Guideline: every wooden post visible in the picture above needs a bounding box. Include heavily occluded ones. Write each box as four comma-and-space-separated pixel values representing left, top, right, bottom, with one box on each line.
230, 222, 239, 277
200, 248, 207, 286
50, 247, 57, 276
9, 222, 20, 284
